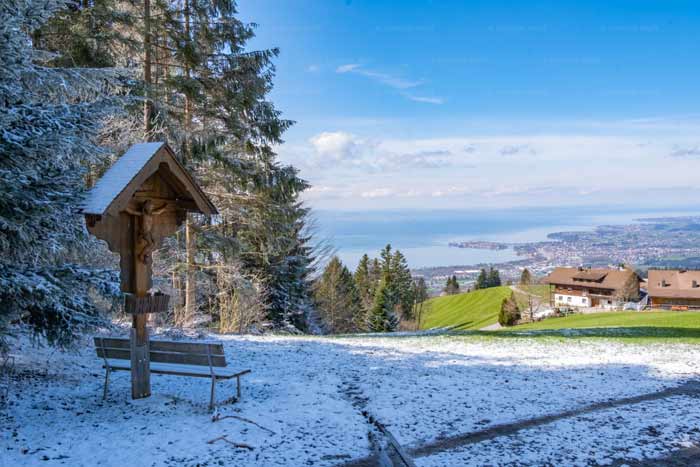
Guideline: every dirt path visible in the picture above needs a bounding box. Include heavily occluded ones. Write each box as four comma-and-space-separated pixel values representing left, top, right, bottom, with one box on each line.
509, 284, 539, 298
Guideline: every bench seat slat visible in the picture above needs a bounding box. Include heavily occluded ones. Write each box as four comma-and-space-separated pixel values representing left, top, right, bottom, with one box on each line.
96, 348, 227, 367
103, 359, 251, 379
94, 337, 225, 357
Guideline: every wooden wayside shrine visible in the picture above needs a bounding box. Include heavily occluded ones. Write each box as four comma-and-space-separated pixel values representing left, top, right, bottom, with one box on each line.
83, 142, 217, 399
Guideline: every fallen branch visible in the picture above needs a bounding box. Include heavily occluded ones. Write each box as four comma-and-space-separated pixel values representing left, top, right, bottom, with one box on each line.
206, 435, 254, 451
211, 412, 277, 435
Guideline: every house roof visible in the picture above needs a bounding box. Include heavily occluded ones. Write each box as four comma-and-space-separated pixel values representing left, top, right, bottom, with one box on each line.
544, 267, 638, 291
647, 269, 700, 299
82, 142, 217, 216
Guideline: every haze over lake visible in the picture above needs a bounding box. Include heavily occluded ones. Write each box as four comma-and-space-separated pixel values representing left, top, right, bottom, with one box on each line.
314, 206, 700, 269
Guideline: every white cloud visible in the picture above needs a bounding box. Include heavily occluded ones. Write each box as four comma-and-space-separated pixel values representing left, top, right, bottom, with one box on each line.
405, 95, 445, 105
281, 129, 700, 210
669, 145, 700, 158
335, 63, 361, 73
499, 144, 537, 156
360, 188, 395, 198
335, 64, 446, 103
306, 64, 320, 72
335, 64, 423, 89
309, 131, 364, 163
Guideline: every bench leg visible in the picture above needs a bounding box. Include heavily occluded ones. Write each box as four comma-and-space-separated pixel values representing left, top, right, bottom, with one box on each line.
236, 375, 241, 400
209, 376, 216, 412
103, 367, 110, 400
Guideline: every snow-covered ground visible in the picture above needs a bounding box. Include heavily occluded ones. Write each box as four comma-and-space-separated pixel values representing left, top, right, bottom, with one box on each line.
3, 331, 700, 466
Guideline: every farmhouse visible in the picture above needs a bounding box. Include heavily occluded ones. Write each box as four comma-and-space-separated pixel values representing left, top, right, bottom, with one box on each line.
647, 269, 700, 310
544, 267, 640, 310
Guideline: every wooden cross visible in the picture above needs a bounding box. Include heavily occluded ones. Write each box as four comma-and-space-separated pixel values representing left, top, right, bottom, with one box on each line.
83, 142, 217, 399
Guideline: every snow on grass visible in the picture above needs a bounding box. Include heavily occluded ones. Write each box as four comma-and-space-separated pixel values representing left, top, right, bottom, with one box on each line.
3, 331, 700, 466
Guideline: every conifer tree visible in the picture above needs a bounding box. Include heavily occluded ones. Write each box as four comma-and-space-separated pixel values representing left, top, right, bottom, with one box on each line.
369, 258, 382, 292
475, 269, 488, 290
1, 0, 129, 350
39, 0, 317, 329
354, 254, 374, 314
313, 257, 360, 334
367, 278, 398, 332
391, 250, 415, 320
487, 267, 502, 288
520, 268, 532, 286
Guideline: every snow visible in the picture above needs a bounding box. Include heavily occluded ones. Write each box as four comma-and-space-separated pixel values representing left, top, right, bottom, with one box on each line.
4, 332, 700, 466
82, 142, 165, 215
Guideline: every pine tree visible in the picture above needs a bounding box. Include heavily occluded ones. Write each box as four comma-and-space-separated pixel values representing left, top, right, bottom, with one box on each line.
354, 254, 374, 314
369, 258, 382, 292
444, 275, 460, 295
41, 0, 317, 330
380, 244, 393, 279
391, 250, 415, 320
475, 269, 488, 290
367, 278, 398, 333
313, 257, 361, 334
0, 0, 129, 350
487, 267, 502, 287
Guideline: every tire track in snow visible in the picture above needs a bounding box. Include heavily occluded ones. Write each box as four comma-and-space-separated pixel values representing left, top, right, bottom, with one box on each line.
341, 380, 700, 465
410, 380, 700, 459
339, 371, 416, 467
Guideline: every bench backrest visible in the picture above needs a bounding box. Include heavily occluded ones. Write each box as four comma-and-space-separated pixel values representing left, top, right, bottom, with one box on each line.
94, 337, 227, 367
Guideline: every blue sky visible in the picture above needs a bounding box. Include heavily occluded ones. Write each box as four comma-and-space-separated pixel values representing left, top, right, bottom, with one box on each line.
238, 0, 700, 210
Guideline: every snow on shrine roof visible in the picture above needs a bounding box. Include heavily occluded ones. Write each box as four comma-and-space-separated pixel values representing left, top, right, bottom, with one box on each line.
82, 142, 167, 215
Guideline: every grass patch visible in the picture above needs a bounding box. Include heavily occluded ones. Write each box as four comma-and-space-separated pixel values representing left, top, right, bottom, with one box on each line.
420, 286, 512, 331
495, 311, 700, 343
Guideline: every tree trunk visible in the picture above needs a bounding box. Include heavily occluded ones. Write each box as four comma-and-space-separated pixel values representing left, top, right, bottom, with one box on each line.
143, 0, 154, 137
183, 0, 192, 159
184, 216, 196, 325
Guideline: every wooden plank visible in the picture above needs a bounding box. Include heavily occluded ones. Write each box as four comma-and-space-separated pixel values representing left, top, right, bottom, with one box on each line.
104, 360, 251, 379
97, 348, 131, 360
97, 348, 227, 367
150, 340, 224, 355
95, 337, 225, 355
150, 351, 226, 367
94, 337, 130, 350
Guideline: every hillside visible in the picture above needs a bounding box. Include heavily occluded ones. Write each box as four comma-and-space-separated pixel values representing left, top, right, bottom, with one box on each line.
420, 286, 512, 330
499, 311, 700, 342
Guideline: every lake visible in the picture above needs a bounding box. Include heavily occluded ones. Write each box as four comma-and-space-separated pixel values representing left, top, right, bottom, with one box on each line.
312, 206, 700, 269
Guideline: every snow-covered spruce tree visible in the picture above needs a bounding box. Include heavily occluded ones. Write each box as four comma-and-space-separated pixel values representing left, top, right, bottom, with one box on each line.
0, 0, 129, 351
62, 0, 317, 330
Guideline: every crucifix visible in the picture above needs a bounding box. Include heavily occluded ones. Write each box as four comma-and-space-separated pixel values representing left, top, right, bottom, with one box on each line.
125, 200, 169, 265
83, 142, 217, 399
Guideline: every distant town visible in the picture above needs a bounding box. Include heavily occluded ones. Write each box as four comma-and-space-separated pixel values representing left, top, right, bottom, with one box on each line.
416, 216, 700, 294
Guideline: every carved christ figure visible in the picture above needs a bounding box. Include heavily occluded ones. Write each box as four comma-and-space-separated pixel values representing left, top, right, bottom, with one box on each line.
124, 200, 168, 264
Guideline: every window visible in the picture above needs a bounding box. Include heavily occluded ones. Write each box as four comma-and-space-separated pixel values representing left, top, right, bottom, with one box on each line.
582, 298, 587, 304
567, 296, 572, 302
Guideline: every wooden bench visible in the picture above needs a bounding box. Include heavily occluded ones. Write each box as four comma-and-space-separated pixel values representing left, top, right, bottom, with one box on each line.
94, 337, 251, 410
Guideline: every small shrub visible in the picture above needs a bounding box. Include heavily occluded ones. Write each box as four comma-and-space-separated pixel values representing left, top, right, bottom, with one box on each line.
498, 292, 521, 326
